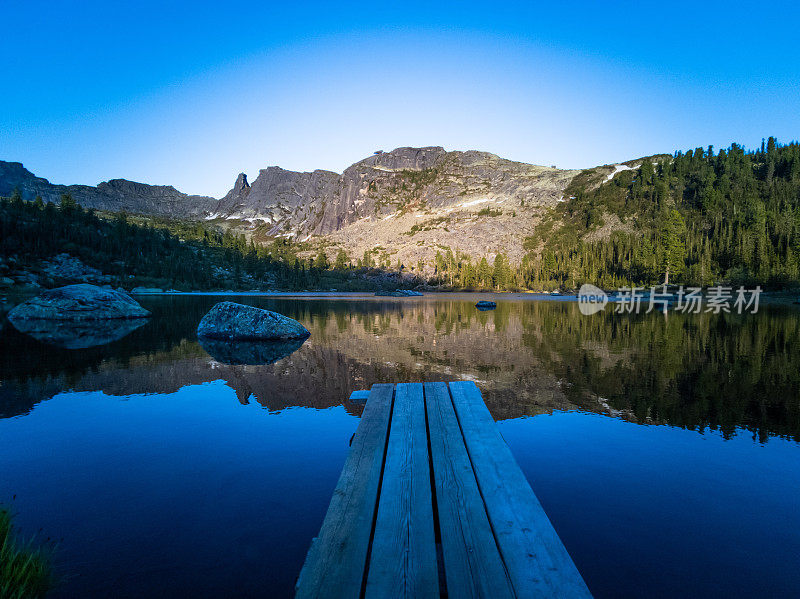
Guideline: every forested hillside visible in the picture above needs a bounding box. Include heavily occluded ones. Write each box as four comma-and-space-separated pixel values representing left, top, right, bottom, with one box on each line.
521, 138, 800, 289
0, 192, 379, 291
2, 138, 799, 293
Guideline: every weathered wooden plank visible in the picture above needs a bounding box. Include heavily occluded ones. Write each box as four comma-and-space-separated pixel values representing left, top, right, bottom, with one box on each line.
365, 383, 438, 599
349, 390, 371, 402
424, 382, 516, 599
448, 381, 592, 598
295, 384, 395, 599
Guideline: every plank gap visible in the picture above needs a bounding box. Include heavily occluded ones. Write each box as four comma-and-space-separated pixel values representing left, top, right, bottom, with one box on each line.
359, 385, 396, 599
424, 384, 448, 599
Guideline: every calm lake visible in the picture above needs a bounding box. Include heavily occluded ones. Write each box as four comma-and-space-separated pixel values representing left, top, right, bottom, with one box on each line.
1, 294, 799, 598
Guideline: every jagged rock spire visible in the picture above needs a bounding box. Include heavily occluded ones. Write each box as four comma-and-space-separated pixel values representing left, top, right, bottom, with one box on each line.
234, 172, 250, 193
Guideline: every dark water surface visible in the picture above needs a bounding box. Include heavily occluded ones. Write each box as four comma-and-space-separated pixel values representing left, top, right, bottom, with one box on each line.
1, 294, 799, 598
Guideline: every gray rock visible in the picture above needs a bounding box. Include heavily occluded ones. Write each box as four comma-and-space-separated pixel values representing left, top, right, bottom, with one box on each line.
1, 147, 585, 275
196, 301, 310, 341
475, 300, 497, 310
7, 284, 150, 321
214, 166, 340, 233
42, 253, 112, 284
0, 277, 14, 287
216, 172, 251, 212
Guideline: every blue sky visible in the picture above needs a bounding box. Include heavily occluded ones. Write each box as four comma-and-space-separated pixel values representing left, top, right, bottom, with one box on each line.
2, 0, 798, 197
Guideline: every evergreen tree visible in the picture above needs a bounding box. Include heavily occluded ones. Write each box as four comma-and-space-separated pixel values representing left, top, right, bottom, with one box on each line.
59, 192, 78, 213
478, 257, 492, 288
334, 249, 349, 270
314, 249, 329, 270
660, 210, 686, 284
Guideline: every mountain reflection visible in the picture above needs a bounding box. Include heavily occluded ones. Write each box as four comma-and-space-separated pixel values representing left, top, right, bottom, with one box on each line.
1, 295, 798, 442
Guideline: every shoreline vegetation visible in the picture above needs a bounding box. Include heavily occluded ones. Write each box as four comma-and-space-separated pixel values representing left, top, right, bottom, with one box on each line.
0, 507, 53, 599
2, 288, 799, 307
1, 138, 799, 296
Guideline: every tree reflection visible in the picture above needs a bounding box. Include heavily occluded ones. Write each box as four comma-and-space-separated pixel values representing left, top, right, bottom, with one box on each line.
1, 295, 798, 442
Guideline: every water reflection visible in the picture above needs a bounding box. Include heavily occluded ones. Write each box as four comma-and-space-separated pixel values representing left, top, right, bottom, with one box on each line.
1, 295, 798, 442
198, 337, 307, 365
8, 317, 148, 349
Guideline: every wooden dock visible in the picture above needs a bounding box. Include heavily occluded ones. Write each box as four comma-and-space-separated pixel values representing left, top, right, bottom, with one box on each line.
296, 381, 591, 598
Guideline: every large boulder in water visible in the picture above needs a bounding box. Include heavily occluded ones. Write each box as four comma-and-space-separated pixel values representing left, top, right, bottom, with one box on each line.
196, 301, 310, 341
7, 284, 150, 321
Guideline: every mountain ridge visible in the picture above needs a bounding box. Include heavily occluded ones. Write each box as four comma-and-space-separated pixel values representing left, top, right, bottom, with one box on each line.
4, 138, 798, 290
209, 146, 586, 268
1, 147, 596, 269
0, 160, 218, 218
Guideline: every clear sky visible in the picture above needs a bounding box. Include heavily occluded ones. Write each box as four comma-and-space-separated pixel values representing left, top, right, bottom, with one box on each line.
2, 0, 798, 198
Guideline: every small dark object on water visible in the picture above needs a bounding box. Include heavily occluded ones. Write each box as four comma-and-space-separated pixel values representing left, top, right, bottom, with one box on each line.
475, 300, 497, 310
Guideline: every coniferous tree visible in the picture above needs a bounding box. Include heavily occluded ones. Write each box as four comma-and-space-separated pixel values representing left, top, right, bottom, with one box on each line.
660, 210, 686, 284
334, 249, 349, 270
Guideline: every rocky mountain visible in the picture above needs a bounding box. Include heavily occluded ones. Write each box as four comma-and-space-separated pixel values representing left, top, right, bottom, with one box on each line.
214, 166, 340, 231
211, 146, 585, 267
2, 148, 631, 269
0, 160, 217, 217
214, 147, 577, 233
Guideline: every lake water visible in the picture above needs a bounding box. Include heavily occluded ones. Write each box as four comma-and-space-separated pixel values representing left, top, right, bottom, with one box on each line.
1, 294, 799, 598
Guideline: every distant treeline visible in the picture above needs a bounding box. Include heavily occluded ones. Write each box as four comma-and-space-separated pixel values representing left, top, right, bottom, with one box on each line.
0, 192, 377, 291
3, 137, 800, 292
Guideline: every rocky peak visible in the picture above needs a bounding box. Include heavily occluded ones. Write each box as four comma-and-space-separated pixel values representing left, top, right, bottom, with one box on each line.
97, 179, 181, 196
353, 146, 446, 172
234, 172, 250, 193
216, 171, 254, 213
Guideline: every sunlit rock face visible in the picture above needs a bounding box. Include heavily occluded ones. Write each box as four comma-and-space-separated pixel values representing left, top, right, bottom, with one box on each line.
212, 146, 579, 268
196, 301, 311, 341
215, 146, 574, 236
213, 167, 340, 233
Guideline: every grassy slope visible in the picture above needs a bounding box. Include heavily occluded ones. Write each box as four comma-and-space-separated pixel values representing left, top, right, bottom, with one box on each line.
0, 508, 53, 599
